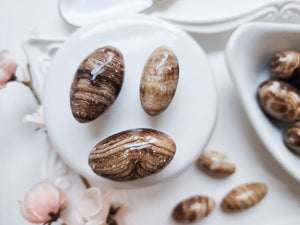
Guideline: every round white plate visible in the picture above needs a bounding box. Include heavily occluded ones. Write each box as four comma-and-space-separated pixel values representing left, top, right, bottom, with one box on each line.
44, 14, 217, 188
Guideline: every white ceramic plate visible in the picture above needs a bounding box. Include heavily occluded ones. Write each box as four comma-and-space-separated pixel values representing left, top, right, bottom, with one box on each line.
58, 0, 300, 33
44, 14, 217, 188
226, 22, 300, 183
59, 0, 154, 27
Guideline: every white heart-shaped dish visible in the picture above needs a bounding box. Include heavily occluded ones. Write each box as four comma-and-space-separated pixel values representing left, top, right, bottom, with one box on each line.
226, 22, 300, 183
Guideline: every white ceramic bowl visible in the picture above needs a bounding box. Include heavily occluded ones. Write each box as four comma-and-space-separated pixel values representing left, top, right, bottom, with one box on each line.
44, 14, 217, 188
226, 22, 300, 183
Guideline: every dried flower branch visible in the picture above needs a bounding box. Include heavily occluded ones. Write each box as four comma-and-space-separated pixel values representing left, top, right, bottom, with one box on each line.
8, 46, 129, 225
0, 49, 41, 104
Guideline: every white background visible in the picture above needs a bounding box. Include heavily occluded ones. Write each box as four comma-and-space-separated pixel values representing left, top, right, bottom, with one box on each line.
0, 0, 299, 224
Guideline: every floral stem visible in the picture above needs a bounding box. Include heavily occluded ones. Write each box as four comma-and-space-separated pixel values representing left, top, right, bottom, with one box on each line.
17, 65, 42, 105
21, 80, 41, 105
80, 175, 91, 189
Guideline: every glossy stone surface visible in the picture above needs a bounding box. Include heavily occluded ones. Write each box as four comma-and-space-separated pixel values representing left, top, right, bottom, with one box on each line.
172, 196, 215, 222
197, 151, 235, 175
70, 46, 124, 123
270, 50, 300, 79
140, 46, 179, 116
88, 128, 176, 181
284, 121, 300, 156
257, 80, 300, 122
221, 183, 267, 211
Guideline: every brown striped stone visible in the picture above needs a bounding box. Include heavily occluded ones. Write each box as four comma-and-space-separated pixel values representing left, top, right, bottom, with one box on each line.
197, 151, 236, 175
270, 51, 300, 79
140, 46, 179, 116
88, 128, 176, 181
221, 183, 268, 211
284, 121, 300, 156
257, 80, 300, 122
172, 196, 215, 222
70, 46, 124, 123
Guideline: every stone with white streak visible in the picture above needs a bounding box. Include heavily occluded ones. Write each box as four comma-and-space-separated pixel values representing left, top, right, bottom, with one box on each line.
197, 151, 235, 175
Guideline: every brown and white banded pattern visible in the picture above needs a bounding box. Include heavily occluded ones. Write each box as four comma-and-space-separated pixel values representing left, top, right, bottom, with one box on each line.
88, 128, 176, 181
70, 46, 124, 123
284, 121, 300, 156
257, 80, 300, 122
270, 50, 300, 79
197, 151, 235, 175
221, 183, 268, 211
172, 196, 215, 222
140, 46, 179, 116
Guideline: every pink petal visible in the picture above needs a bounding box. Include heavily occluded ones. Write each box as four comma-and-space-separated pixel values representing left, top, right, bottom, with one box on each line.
91, 198, 110, 222
71, 187, 102, 218
116, 207, 131, 225
20, 180, 66, 223
0, 50, 17, 85
59, 187, 66, 205
26, 183, 58, 218
60, 187, 110, 225
107, 189, 128, 208
0, 82, 6, 89
19, 201, 43, 223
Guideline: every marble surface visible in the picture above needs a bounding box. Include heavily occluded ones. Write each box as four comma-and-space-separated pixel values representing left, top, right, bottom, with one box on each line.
0, 0, 299, 224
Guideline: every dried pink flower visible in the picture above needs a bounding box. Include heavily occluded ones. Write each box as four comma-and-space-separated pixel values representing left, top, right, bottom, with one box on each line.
107, 189, 128, 209
105, 189, 129, 225
115, 206, 130, 225
61, 187, 110, 225
19, 180, 66, 224
0, 50, 17, 89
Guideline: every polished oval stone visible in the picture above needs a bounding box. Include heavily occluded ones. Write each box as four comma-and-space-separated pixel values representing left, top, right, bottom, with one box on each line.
257, 80, 300, 122
284, 121, 300, 156
197, 151, 235, 175
88, 128, 176, 181
140, 46, 179, 116
221, 183, 268, 211
70, 46, 124, 123
172, 196, 215, 222
270, 50, 300, 79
